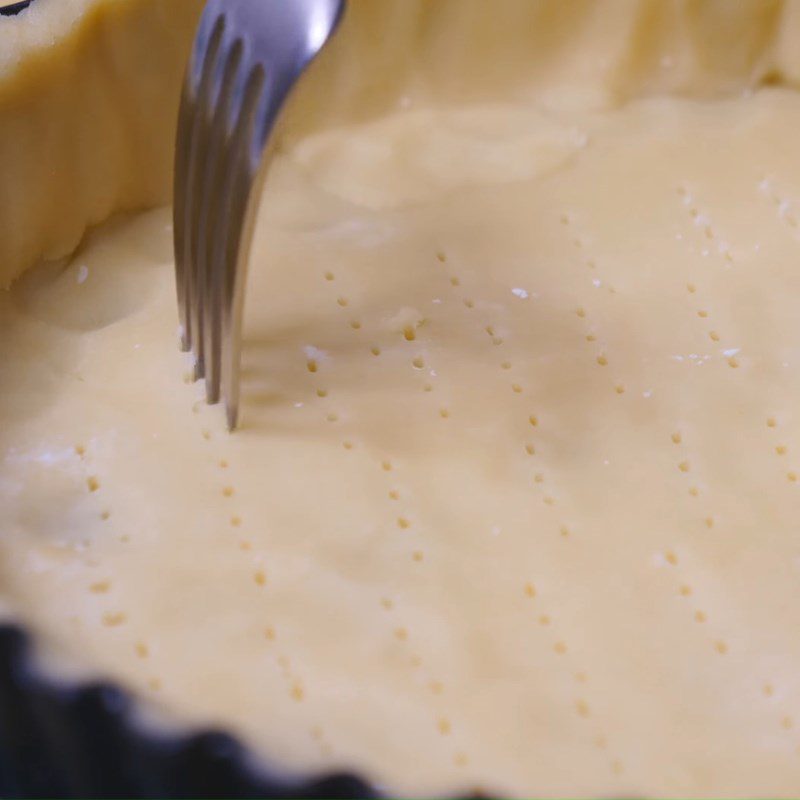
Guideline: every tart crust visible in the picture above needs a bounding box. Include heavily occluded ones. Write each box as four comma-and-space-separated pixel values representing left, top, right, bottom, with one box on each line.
0, 0, 202, 288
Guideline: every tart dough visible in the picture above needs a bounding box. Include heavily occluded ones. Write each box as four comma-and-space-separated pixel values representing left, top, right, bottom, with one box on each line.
5, 1, 800, 798
7, 0, 800, 287
0, 0, 202, 288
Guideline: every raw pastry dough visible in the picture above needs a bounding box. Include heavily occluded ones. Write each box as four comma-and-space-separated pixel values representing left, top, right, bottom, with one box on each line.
4, 2, 800, 798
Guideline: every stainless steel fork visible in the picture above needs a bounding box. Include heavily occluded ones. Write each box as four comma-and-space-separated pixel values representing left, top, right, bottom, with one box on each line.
174, 0, 346, 430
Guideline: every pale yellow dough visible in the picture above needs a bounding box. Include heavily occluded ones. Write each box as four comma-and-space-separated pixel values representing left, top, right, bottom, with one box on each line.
5, 1, 800, 798
0, 0, 202, 288
8, 0, 800, 288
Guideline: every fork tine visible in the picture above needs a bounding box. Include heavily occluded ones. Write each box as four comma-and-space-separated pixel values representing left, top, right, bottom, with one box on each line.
220, 48, 324, 430
198, 40, 246, 404
192, 34, 249, 386
221, 67, 274, 431
173, 13, 225, 355
173, 85, 193, 352
186, 22, 239, 381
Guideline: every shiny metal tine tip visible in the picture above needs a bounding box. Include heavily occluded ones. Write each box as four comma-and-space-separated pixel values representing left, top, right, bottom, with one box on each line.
175, 14, 225, 355
188, 39, 227, 383
222, 67, 269, 431
175, 12, 226, 372
173, 86, 193, 352
200, 40, 246, 404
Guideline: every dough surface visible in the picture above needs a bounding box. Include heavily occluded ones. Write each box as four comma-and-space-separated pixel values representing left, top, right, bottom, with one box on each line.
0, 0, 202, 288
6, 0, 800, 287
4, 2, 800, 798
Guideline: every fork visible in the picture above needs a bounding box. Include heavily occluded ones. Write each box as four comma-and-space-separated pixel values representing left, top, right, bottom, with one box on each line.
174, 0, 346, 430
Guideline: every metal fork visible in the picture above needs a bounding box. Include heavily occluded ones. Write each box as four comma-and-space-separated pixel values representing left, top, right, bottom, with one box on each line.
174, 0, 346, 430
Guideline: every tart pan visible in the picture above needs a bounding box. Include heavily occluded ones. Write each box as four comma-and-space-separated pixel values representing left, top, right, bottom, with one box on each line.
0, 2, 31, 15
0, 623, 381, 798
